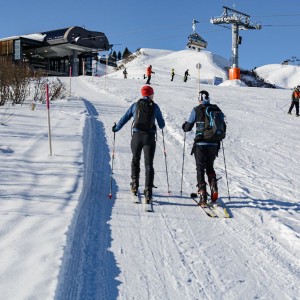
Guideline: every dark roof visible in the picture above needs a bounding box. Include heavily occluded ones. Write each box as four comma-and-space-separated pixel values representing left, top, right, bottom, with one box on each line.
41, 28, 69, 41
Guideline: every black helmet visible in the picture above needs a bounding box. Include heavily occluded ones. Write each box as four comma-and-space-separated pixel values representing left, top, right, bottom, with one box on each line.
199, 90, 209, 101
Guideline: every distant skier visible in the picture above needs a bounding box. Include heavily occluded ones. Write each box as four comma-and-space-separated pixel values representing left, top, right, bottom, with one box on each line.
146, 65, 155, 84
123, 68, 128, 79
182, 90, 226, 206
287, 86, 300, 116
112, 85, 165, 205
183, 69, 190, 82
171, 68, 175, 81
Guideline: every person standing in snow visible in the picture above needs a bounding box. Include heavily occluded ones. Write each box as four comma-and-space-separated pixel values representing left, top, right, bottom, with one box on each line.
112, 85, 165, 204
171, 68, 175, 81
123, 68, 128, 79
146, 65, 155, 84
182, 90, 226, 206
183, 69, 190, 82
287, 86, 300, 116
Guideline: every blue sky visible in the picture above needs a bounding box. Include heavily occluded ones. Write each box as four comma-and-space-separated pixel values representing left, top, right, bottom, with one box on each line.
1, 0, 300, 69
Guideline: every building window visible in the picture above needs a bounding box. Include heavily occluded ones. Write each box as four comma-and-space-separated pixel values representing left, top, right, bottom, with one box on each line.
14, 40, 22, 60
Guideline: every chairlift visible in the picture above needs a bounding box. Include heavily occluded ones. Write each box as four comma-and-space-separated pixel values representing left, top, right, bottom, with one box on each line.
187, 33, 208, 50
187, 19, 208, 51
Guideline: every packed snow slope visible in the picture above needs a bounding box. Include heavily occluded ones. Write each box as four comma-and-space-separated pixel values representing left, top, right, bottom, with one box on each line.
255, 64, 300, 89
116, 48, 230, 83
0, 48, 299, 300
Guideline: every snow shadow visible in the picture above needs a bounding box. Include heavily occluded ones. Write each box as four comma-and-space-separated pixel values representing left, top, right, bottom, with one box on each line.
223, 196, 300, 213
55, 99, 120, 300
0, 146, 14, 154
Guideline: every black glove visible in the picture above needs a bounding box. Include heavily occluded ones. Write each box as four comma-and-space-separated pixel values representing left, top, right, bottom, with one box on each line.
182, 122, 187, 131
112, 124, 117, 132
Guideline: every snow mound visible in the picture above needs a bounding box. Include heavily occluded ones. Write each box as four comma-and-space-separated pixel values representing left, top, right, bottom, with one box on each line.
219, 79, 248, 87
114, 48, 230, 82
255, 64, 300, 89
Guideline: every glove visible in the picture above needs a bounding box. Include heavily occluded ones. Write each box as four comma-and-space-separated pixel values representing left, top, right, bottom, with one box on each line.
182, 122, 187, 131
112, 124, 117, 132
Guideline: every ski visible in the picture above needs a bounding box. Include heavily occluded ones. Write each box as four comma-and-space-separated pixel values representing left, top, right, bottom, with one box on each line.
144, 200, 153, 212
131, 190, 153, 212
190, 193, 218, 218
208, 202, 231, 218
131, 190, 141, 204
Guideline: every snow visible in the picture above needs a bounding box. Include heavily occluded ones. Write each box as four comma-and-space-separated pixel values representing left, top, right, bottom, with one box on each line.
255, 64, 300, 89
0, 48, 299, 300
21, 33, 46, 42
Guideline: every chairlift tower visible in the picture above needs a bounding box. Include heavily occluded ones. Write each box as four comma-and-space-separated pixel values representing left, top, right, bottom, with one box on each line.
210, 6, 261, 79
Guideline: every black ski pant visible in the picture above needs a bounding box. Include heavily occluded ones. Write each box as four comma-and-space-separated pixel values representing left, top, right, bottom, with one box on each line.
146, 75, 151, 84
194, 145, 218, 188
131, 132, 156, 190
288, 101, 299, 115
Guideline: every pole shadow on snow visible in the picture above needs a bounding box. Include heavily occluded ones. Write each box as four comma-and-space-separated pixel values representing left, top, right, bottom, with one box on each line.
55, 99, 120, 300
219, 196, 299, 213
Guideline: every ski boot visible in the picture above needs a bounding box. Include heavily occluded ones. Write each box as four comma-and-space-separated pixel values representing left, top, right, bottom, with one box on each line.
144, 186, 153, 211
197, 183, 207, 207
130, 181, 139, 196
131, 181, 141, 203
208, 176, 218, 202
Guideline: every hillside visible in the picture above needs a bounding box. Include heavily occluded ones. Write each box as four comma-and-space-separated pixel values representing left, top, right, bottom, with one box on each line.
114, 48, 300, 89
255, 64, 300, 89
0, 48, 299, 300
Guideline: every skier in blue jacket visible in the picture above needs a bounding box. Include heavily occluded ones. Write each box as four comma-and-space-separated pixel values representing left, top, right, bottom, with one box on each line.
112, 85, 165, 203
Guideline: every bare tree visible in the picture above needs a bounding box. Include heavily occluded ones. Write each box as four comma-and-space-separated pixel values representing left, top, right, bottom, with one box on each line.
9, 62, 31, 105
0, 60, 11, 106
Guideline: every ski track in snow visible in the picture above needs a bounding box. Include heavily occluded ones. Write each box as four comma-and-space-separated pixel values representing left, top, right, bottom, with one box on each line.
55, 99, 120, 300
52, 72, 300, 300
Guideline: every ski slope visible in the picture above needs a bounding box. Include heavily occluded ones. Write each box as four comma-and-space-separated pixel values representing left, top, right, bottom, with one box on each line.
0, 49, 299, 300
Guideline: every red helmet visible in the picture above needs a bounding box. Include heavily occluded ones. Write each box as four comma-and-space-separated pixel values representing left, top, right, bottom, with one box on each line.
141, 85, 154, 97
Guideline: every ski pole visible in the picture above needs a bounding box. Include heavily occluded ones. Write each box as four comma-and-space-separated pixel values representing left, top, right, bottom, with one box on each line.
221, 141, 231, 201
180, 131, 186, 196
280, 102, 289, 110
108, 123, 116, 199
162, 129, 171, 194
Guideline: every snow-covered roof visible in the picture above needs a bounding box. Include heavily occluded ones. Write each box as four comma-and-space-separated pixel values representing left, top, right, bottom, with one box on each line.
0, 33, 46, 42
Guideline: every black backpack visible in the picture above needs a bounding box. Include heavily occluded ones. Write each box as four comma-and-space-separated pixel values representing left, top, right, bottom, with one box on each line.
194, 104, 226, 142
133, 99, 155, 131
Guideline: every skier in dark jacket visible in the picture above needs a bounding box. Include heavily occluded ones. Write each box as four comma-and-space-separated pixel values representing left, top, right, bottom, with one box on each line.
182, 90, 225, 206
123, 68, 128, 79
183, 69, 190, 82
112, 85, 165, 203
287, 86, 300, 116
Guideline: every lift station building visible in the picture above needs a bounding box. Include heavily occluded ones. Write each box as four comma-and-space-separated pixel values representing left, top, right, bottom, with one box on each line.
0, 26, 111, 76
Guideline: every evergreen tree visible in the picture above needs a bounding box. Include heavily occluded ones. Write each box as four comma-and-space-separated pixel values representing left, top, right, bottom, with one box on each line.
122, 47, 131, 59
112, 51, 117, 61
117, 51, 122, 60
